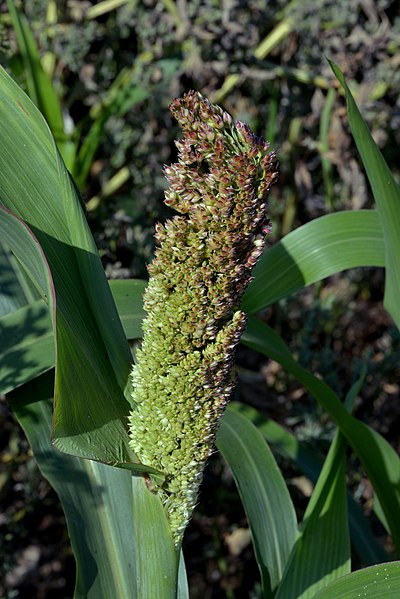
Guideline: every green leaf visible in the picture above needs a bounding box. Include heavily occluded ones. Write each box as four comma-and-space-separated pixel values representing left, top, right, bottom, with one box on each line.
313, 561, 400, 599
229, 403, 389, 566
0, 279, 146, 396
217, 406, 298, 596
242, 316, 400, 553
330, 61, 400, 330
275, 432, 350, 599
110, 279, 146, 340
132, 476, 180, 598
0, 67, 135, 465
0, 207, 55, 396
242, 210, 384, 313
8, 371, 181, 599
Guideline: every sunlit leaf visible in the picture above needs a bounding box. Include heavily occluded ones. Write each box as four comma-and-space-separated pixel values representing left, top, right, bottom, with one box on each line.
242, 316, 400, 552
313, 561, 400, 599
242, 210, 384, 313
0, 67, 134, 465
330, 61, 400, 330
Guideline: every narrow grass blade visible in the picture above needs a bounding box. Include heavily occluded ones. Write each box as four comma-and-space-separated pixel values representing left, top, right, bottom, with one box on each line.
275, 432, 350, 599
319, 88, 336, 211
5, 0, 73, 164
177, 553, 189, 599
242, 210, 384, 313
330, 61, 400, 330
313, 561, 400, 599
229, 403, 389, 566
86, 0, 133, 19
217, 407, 298, 596
242, 316, 400, 553
74, 75, 148, 188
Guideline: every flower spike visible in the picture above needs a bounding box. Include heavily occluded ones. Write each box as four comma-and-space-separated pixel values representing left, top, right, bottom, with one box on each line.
129, 91, 278, 545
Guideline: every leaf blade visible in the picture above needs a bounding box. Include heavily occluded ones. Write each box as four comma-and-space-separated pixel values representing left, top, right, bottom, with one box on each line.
329, 61, 400, 329
313, 561, 400, 599
9, 371, 181, 599
242, 316, 400, 553
217, 406, 298, 596
0, 66, 134, 465
275, 432, 350, 599
242, 210, 384, 313
229, 402, 389, 566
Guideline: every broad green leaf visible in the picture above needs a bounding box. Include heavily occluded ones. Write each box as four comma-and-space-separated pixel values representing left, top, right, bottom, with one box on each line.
242, 210, 384, 313
217, 407, 298, 597
275, 432, 350, 599
8, 371, 181, 599
313, 561, 400, 599
230, 403, 389, 566
0, 279, 146, 396
0, 67, 135, 465
242, 316, 400, 552
330, 61, 400, 330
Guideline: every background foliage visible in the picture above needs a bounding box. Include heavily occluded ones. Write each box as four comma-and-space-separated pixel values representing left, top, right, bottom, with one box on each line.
1, 0, 400, 597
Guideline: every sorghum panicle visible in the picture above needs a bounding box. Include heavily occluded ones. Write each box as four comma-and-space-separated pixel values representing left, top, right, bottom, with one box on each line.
128, 91, 278, 545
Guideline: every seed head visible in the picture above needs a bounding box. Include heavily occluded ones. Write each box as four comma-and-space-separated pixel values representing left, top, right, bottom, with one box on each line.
128, 91, 278, 545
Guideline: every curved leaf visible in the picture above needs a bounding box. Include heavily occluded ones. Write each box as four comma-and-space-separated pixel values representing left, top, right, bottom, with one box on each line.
330, 61, 400, 330
313, 561, 400, 599
275, 432, 350, 599
0, 207, 55, 396
9, 371, 181, 599
6, 0, 64, 137
242, 316, 400, 553
230, 402, 388, 566
0, 66, 134, 464
0, 279, 146, 395
0, 240, 39, 315
242, 210, 384, 313
217, 407, 298, 596
0, 300, 53, 395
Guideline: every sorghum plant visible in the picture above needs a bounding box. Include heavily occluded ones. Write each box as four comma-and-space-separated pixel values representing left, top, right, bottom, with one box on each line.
2, 60, 399, 598
128, 91, 278, 544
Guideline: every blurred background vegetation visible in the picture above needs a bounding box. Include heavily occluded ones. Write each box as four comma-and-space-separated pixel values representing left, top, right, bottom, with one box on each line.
1, 0, 400, 597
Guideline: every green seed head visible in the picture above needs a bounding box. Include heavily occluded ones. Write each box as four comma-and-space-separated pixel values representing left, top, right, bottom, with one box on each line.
128, 91, 278, 545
